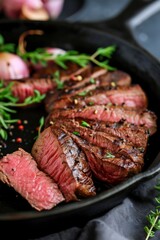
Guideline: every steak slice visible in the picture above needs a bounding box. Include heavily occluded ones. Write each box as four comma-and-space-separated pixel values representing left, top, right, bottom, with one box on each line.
6, 76, 55, 103
63, 130, 143, 185
44, 69, 132, 112
67, 67, 107, 90
48, 105, 157, 135
47, 118, 149, 148
54, 120, 145, 166
31, 126, 96, 202
32, 62, 91, 80
67, 69, 131, 90
50, 84, 147, 110
0, 148, 64, 211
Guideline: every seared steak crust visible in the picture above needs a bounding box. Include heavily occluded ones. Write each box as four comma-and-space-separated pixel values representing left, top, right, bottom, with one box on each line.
62, 130, 143, 185
44, 69, 132, 113
31, 126, 96, 202
49, 84, 147, 111
51, 118, 149, 149
47, 105, 157, 135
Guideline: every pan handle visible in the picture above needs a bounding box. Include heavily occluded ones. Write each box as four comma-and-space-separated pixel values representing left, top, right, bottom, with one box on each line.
83, 0, 160, 46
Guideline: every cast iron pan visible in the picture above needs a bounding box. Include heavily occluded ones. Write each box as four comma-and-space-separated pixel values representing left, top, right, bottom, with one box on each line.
0, 19, 160, 239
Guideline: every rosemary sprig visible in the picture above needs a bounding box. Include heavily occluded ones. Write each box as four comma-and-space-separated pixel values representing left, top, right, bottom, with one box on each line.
19, 45, 116, 70
105, 152, 115, 158
37, 116, 45, 137
0, 81, 45, 140
144, 179, 160, 239
81, 120, 91, 128
52, 71, 64, 90
34, 116, 45, 140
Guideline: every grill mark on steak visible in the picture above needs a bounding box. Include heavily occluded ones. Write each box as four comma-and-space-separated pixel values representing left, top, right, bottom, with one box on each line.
31, 126, 96, 202
44, 69, 132, 113
45, 84, 98, 112
54, 120, 145, 166
88, 119, 149, 148
47, 118, 149, 149
50, 84, 147, 110
67, 67, 107, 90
62, 130, 143, 185
48, 105, 157, 135
0, 148, 64, 211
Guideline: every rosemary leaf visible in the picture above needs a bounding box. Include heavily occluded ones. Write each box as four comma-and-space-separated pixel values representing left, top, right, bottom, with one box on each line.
144, 181, 160, 240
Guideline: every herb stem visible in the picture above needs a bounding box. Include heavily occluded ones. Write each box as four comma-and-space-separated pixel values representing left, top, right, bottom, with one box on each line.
145, 214, 159, 240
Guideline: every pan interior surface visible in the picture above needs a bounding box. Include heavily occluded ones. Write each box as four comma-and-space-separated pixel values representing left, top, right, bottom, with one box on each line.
0, 21, 160, 235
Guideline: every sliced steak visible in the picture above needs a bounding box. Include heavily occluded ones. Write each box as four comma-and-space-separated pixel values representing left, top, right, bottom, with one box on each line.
6, 76, 55, 102
47, 118, 149, 148
0, 148, 64, 211
63, 130, 143, 185
31, 126, 96, 202
47, 105, 157, 135
32, 62, 91, 80
50, 84, 147, 110
44, 69, 132, 112
45, 83, 98, 112
67, 67, 107, 90
54, 120, 145, 165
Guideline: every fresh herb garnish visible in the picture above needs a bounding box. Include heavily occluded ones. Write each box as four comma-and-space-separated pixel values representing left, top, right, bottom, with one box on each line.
88, 101, 94, 106
78, 90, 88, 97
144, 179, 160, 239
90, 78, 95, 84
81, 121, 91, 128
105, 152, 115, 158
19, 45, 116, 70
0, 34, 15, 53
73, 131, 80, 136
19, 48, 52, 66
52, 71, 64, 90
0, 81, 45, 140
34, 116, 45, 140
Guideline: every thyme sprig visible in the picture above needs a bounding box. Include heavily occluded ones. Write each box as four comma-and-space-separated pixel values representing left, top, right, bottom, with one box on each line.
144, 179, 160, 239
19, 45, 116, 70
0, 81, 45, 140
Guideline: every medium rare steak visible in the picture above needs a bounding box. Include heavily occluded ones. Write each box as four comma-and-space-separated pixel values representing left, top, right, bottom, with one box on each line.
31, 126, 96, 202
5, 76, 55, 102
50, 84, 147, 110
47, 118, 149, 149
0, 148, 64, 211
44, 69, 132, 112
32, 62, 91, 81
48, 105, 157, 135
52, 119, 147, 161
63, 130, 143, 185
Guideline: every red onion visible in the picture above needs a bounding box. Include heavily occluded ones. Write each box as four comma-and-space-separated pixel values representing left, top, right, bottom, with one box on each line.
0, 52, 29, 80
